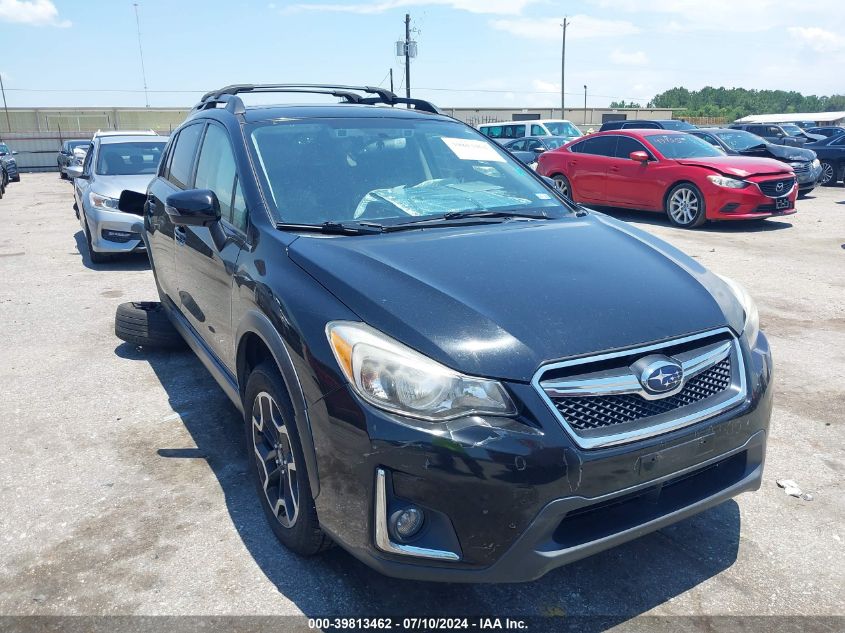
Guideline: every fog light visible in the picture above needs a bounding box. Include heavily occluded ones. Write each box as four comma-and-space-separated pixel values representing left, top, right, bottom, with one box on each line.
102, 229, 139, 243
390, 507, 424, 541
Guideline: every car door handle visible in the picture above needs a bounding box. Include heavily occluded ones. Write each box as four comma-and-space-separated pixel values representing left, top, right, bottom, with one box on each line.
175, 225, 186, 245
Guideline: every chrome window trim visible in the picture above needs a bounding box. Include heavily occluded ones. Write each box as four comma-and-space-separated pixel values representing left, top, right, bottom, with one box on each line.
531, 328, 748, 450
374, 469, 461, 562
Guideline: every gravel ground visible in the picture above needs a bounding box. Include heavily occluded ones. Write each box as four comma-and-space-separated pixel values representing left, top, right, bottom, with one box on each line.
0, 174, 843, 627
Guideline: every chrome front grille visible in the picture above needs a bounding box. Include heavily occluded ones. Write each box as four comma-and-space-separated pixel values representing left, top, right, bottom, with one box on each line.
533, 329, 747, 449
758, 177, 795, 198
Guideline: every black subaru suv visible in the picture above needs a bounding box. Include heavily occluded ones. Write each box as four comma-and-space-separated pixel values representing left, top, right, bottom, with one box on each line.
118, 84, 772, 582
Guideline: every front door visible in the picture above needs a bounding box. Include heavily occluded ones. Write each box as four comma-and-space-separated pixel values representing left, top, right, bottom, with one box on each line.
174, 122, 245, 371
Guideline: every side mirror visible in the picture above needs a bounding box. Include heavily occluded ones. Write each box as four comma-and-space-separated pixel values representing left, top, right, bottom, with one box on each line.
118, 189, 147, 216
532, 147, 547, 154
11, 151, 17, 155
629, 150, 650, 162
165, 189, 221, 227
66, 165, 85, 179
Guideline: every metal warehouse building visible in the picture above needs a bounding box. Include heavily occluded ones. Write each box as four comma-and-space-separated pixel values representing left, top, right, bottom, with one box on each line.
3, 105, 674, 171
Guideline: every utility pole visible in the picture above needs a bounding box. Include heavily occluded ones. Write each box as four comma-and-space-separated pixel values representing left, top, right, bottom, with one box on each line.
404, 13, 411, 100
0, 73, 10, 133
583, 85, 588, 124
389, 68, 394, 93
560, 17, 568, 118
133, 3, 150, 108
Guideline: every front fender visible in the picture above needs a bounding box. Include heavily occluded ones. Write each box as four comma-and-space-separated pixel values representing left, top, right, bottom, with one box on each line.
235, 310, 321, 499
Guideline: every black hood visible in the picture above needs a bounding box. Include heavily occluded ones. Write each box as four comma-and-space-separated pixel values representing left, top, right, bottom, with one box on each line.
740, 143, 816, 162
289, 214, 743, 382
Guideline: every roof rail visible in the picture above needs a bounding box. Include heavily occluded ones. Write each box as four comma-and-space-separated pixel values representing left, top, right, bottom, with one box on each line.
191, 84, 440, 115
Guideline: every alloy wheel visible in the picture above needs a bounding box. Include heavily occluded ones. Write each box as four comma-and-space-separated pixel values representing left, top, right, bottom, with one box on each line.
819, 162, 834, 186
251, 391, 299, 528
553, 176, 569, 198
669, 187, 700, 225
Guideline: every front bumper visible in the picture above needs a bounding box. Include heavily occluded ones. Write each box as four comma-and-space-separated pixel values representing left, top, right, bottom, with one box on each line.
309, 332, 773, 582
83, 205, 146, 254
704, 181, 798, 221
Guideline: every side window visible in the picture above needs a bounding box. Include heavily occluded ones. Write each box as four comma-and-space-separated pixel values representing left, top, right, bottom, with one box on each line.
833, 136, 845, 146
615, 136, 651, 158
531, 124, 546, 136
696, 133, 720, 148
231, 179, 248, 231
509, 140, 526, 151
579, 136, 618, 157
194, 124, 239, 227
515, 125, 526, 137
159, 137, 175, 178
167, 123, 204, 189
768, 126, 782, 136
525, 139, 543, 151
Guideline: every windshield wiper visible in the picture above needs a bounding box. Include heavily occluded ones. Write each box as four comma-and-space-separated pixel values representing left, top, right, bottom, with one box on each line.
275, 220, 383, 235
442, 209, 548, 220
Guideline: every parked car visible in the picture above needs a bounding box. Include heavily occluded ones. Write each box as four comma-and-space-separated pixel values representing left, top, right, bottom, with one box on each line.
728, 123, 820, 146
538, 130, 797, 228
806, 134, 845, 186
805, 126, 845, 139
113, 83, 772, 582
0, 142, 20, 182
599, 119, 696, 131
501, 136, 570, 168
67, 132, 167, 263
689, 128, 822, 197
479, 119, 581, 142
58, 139, 92, 179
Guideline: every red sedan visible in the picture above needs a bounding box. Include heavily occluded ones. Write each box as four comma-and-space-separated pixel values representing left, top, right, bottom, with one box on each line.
537, 130, 798, 228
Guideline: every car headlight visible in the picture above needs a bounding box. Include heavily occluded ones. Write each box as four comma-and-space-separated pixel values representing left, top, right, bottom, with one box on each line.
812, 158, 820, 169
717, 275, 760, 347
326, 321, 516, 421
707, 175, 749, 189
88, 192, 119, 210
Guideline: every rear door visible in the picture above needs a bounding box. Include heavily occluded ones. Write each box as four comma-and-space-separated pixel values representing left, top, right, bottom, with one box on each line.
567, 135, 618, 202
606, 135, 655, 208
174, 121, 246, 371
146, 122, 205, 303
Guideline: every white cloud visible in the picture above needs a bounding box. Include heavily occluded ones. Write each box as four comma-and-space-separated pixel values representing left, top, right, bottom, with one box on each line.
610, 49, 648, 66
490, 14, 640, 40
788, 26, 845, 53
283, 0, 540, 15
0, 0, 70, 27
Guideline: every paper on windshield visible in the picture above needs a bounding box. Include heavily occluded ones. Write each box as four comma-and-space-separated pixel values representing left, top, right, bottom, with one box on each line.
441, 137, 506, 162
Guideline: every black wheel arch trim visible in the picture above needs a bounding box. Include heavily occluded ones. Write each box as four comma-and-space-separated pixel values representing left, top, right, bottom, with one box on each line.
235, 310, 321, 500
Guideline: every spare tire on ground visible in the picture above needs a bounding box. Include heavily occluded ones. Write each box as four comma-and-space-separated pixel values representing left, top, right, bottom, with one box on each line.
115, 301, 185, 349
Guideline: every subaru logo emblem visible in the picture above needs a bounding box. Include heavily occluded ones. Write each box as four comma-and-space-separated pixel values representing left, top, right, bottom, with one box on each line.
776, 182, 784, 192
638, 358, 684, 394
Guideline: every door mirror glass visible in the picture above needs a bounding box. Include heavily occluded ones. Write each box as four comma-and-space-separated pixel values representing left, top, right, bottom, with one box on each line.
118, 189, 147, 215
165, 189, 221, 226
629, 150, 650, 162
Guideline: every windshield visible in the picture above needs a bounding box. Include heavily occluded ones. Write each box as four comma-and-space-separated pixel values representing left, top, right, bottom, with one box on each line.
543, 121, 581, 137
781, 124, 804, 137
68, 141, 89, 151
714, 130, 767, 151
96, 141, 165, 176
544, 137, 568, 150
648, 134, 724, 159
0, 143, 9, 155
248, 118, 570, 226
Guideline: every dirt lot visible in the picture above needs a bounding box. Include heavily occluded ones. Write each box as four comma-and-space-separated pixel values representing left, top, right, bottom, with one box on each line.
0, 174, 843, 625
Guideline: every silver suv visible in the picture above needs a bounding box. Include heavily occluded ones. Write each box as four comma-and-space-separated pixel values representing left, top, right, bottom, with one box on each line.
68, 131, 167, 263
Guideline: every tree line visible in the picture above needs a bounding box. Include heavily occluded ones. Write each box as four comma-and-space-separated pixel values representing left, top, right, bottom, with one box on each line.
610, 87, 845, 121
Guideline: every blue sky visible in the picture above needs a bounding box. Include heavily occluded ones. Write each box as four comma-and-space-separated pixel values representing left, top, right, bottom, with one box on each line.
1, 0, 843, 109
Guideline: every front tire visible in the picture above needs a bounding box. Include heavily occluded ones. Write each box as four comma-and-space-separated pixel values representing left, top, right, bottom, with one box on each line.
551, 174, 572, 199
666, 183, 706, 228
244, 362, 330, 557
